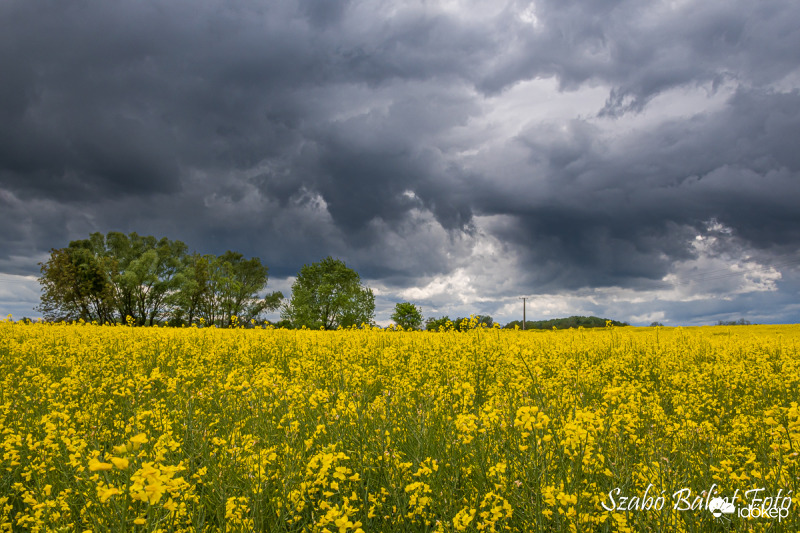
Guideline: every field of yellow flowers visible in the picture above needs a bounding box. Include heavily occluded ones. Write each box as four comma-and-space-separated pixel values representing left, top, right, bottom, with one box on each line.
1, 318, 799, 532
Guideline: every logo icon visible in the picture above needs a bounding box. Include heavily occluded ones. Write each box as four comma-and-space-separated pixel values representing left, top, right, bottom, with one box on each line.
708, 497, 735, 518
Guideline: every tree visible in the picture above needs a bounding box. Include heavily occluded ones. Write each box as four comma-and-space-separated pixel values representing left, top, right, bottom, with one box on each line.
37, 231, 282, 326
37, 246, 115, 323
503, 315, 628, 329
475, 315, 493, 327
282, 257, 375, 329
425, 316, 452, 331
716, 318, 751, 326
171, 253, 213, 326
208, 251, 282, 326
453, 315, 493, 330
172, 252, 282, 327
38, 232, 189, 325
80, 232, 188, 326
391, 302, 423, 330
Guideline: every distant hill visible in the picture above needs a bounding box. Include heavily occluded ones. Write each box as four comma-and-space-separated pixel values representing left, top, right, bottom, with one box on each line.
504, 315, 628, 329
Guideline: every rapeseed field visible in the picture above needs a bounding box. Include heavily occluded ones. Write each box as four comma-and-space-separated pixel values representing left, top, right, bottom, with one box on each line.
1, 318, 798, 532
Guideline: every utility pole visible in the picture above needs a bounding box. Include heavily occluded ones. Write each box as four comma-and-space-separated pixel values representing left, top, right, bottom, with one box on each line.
519, 297, 527, 330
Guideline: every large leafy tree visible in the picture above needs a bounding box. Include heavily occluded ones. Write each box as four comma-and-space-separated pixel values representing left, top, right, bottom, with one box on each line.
39, 232, 188, 325
170, 253, 213, 326
199, 251, 282, 327
282, 257, 375, 329
37, 246, 115, 323
391, 302, 423, 330
94, 232, 187, 325
169, 252, 283, 327
38, 232, 281, 326
425, 316, 453, 331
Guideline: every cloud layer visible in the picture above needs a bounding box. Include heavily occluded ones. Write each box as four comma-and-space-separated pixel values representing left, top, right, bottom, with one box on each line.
2, 0, 799, 325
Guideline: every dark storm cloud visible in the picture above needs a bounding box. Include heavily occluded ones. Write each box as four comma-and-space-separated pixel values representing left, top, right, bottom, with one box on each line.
482, 0, 800, 113
475, 86, 800, 289
299, 87, 480, 233
0, 1, 488, 229
1, 0, 800, 324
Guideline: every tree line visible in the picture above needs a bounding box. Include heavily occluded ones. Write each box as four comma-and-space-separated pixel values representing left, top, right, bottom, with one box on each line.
503, 316, 628, 329
37, 232, 629, 330
38, 232, 376, 329
415, 315, 627, 331
37, 232, 282, 327
388, 307, 628, 331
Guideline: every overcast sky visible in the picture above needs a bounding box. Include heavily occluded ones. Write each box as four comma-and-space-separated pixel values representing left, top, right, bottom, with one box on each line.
2, 0, 800, 326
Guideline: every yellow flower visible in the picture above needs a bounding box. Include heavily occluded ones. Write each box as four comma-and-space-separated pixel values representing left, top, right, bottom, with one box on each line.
111, 457, 129, 470
3, 313, 800, 532
112, 444, 128, 455
99, 487, 120, 502
88, 458, 113, 472
129, 433, 148, 450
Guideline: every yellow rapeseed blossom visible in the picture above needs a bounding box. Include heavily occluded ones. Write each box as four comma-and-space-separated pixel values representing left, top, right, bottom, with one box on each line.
88, 458, 113, 472
1, 318, 799, 531
110, 457, 129, 470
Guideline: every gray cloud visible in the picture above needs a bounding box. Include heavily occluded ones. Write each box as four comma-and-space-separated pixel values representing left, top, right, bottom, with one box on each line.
1, 0, 799, 325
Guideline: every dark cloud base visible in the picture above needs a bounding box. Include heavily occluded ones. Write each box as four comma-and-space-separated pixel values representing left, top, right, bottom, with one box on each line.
2, 0, 800, 325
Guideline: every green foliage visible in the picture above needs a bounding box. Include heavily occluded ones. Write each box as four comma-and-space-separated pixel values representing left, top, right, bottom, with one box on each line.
37, 232, 281, 326
453, 315, 493, 330
716, 318, 752, 326
37, 246, 116, 323
425, 316, 453, 331
503, 315, 628, 329
105, 232, 187, 326
38, 232, 185, 325
170, 253, 213, 326
425, 315, 494, 332
200, 251, 282, 327
281, 257, 375, 330
391, 302, 423, 330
